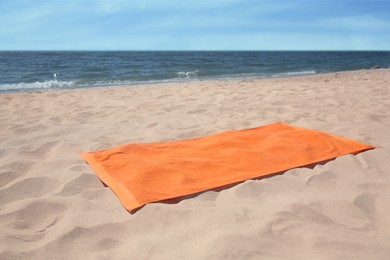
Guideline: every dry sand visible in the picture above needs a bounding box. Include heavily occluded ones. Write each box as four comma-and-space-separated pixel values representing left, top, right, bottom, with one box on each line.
1, 69, 390, 259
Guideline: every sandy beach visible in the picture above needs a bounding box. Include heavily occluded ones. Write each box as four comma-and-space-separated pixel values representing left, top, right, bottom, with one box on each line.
1, 69, 390, 259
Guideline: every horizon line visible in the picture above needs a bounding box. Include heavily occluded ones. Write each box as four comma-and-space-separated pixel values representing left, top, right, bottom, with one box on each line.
1, 49, 390, 52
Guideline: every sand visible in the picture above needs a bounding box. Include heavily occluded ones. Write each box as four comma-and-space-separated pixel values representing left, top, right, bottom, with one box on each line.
1, 69, 390, 259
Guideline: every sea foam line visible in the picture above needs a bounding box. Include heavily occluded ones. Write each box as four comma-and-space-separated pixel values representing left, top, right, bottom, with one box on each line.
0, 80, 75, 92
272, 70, 317, 77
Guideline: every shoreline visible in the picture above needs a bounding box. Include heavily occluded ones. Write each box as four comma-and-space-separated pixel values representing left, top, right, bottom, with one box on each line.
1, 68, 389, 259
1, 67, 387, 94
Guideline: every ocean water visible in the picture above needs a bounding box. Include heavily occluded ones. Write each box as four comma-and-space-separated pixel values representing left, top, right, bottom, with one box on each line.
0, 51, 389, 92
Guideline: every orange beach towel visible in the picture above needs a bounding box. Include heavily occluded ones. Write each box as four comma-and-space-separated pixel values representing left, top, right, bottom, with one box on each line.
81, 122, 374, 211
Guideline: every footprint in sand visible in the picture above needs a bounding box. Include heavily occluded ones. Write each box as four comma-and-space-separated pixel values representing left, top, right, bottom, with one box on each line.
353, 193, 377, 219
1, 200, 67, 234
0, 171, 23, 188
0, 160, 35, 187
146, 122, 159, 129
59, 173, 102, 197
157, 93, 173, 99
19, 142, 57, 160
37, 224, 122, 255
305, 170, 336, 188
0, 177, 57, 206
11, 125, 46, 135
233, 181, 280, 202
187, 109, 206, 114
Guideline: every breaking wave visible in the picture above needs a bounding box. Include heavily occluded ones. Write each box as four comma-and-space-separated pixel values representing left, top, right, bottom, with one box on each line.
0, 80, 75, 92
272, 70, 317, 77
176, 70, 199, 78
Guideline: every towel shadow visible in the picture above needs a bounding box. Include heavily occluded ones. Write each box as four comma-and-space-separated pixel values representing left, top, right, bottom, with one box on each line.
126, 149, 375, 214
127, 158, 334, 214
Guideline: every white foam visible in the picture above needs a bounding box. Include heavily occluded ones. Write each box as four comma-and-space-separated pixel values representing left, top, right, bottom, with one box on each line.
273, 70, 317, 77
92, 80, 135, 86
0, 80, 75, 92
176, 70, 199, 78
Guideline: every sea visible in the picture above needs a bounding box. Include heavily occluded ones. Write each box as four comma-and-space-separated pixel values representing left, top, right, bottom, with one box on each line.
1, 51, 389, 93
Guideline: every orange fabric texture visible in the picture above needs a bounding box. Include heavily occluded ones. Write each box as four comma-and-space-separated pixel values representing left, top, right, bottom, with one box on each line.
81, 122, 374, 211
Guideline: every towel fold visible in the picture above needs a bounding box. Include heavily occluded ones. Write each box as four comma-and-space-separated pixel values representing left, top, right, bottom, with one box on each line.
81, 122, 374, 211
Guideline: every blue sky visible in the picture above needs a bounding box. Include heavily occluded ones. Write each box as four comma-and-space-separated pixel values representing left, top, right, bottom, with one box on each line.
0, 0, 389, 50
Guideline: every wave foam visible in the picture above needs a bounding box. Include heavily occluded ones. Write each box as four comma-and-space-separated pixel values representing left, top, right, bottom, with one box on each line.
92, 80, 135, 86
273, 70, 316, 77
176, 70, 199, 78
0, 80, 75, 92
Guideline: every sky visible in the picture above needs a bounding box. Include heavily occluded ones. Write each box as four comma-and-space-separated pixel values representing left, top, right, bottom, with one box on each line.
0, 0, 389, 50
